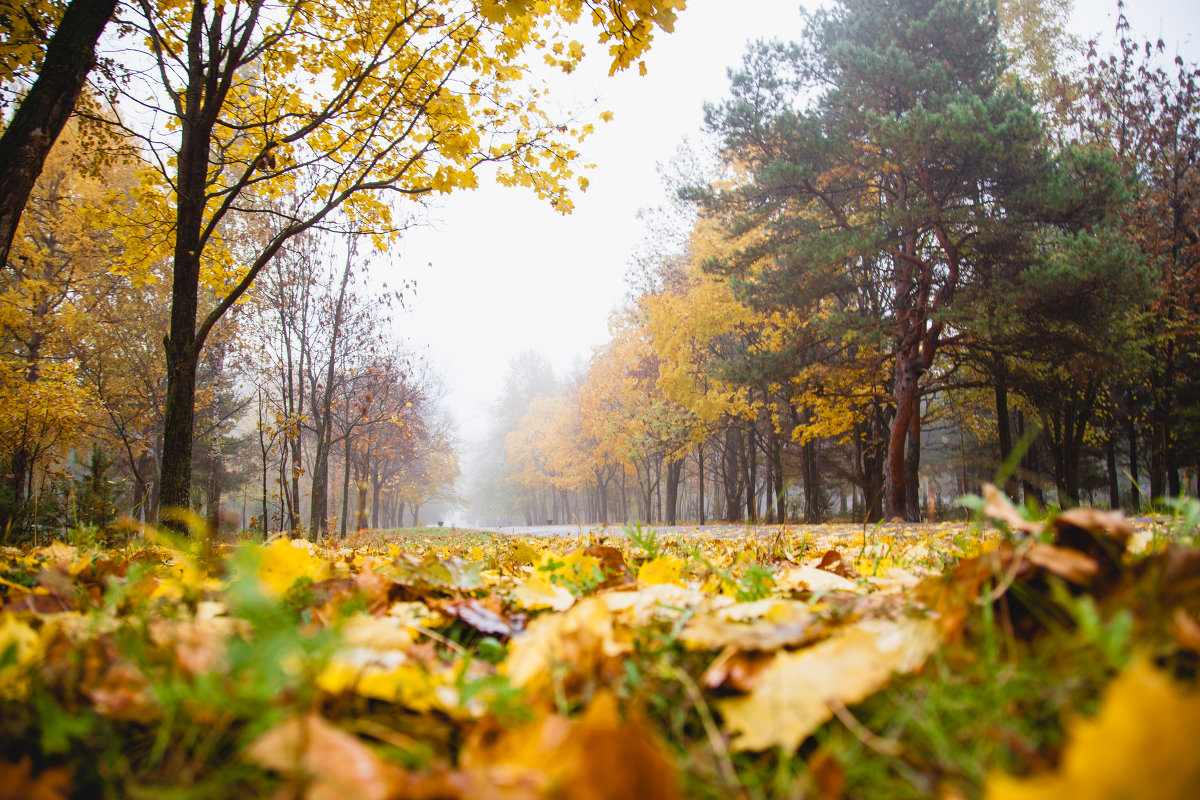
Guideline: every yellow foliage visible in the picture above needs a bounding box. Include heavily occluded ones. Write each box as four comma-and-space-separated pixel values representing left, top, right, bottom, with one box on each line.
256, 539, 330, 596
637, 555, 686, 586
0, 613, 43, 701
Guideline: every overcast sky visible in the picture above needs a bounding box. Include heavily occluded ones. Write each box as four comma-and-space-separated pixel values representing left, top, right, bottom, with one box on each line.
389, 0, 1200, 461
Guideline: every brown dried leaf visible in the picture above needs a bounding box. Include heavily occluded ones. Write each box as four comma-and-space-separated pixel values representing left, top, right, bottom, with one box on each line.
1171, 607, 1200, 655
459, 691, 680, 800
1023, 543, 1099, 585
816, 549, 858, 579
245, 712, 407, 800
579, 544, 636, 590
702, 647, 775, 692
0, 757, 72, 800
981, 483, 1043, 534
441, 597, 524, 638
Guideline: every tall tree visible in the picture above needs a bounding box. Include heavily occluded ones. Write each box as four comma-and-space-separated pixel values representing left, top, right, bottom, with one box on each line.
93, 0, 682, 521
701, 0, 1097, 519
0, 0, 119, 268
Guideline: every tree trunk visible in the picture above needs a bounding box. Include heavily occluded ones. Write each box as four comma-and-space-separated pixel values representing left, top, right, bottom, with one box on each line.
664, 459, 683, 526
0, 0, 119, 268
696, 444, 705, 525
159, 9, 222, 519
888, 353, 920, 520
340, 437, 352, 539
308, 246, 354, 534
1105, 428, 1120, 510
995, 374, 1016, 499
744, 429, 757, 523
1125, 392, 1141, 510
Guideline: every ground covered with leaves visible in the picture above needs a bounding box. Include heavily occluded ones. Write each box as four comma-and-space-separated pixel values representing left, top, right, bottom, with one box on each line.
3, 492, 1200, 799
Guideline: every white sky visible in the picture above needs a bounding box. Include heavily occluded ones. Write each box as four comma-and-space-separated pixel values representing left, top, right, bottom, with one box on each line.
389, 0, 1200, 456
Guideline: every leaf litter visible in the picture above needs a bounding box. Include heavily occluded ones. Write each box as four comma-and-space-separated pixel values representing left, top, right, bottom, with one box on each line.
1, 492, 1199, 798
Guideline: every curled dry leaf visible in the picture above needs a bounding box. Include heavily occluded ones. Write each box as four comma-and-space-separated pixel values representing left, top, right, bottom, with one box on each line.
716, 616, 939, 751
981, 483, 1043, 534
441, 597, 525, 638
816, 549, 858, 579
1023, 543, 1099, 585
1050, 508, 1131, 589
702, 646, 775, 692
1170, 607, 1200, 655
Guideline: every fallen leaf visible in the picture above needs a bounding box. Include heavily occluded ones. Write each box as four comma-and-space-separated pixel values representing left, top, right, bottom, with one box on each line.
246, 712, 407, 800
1023, 543, 1099, 585
702, 647, 775, 692
459, 690, 680, 800
503, 598, 627, 697
442, 598, 524, 638
579, 545, 635, 590
0, 757, 72, 800
981, 483, 1043, 534
1171, 607, 1200, 655
716, 616, 939, 750
984, 659, 1200, 800
775, 564, 858, 593
512, 573, 576, 612
679, 600, 818, 652
816, 550, 858, 579
257, 539, 329, 597
637, 555, 687, 586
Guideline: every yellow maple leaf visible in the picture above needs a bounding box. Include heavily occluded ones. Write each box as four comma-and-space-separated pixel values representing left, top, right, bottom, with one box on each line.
717, 616, 939, 750
985, 659, 1200, 799
257, 539, 329, 596
513, 572, 576, 611
637, 555, 686, 586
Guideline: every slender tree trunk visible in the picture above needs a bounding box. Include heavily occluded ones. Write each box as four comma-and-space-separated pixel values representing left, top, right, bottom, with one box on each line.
309, 246, 354, 533
744, 429, 756, 523
1125, 391, 1141, 510
995, 373, 1016, 499
665, 459, 683, 526
772, 430, 785, 524
0, 0, 119, 268
1106, 428, 1120, 510
888, 355, 919, 519
340, 437, 352, 539
696, 444, 705, 525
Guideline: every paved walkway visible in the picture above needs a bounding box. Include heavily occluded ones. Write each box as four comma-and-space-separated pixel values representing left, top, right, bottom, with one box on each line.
474, 522, 901, 539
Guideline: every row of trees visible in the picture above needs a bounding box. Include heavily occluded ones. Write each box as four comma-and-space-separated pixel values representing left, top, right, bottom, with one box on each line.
0, 116, 459, 537
479, 0, 1199, 525
1, 0, 687, 537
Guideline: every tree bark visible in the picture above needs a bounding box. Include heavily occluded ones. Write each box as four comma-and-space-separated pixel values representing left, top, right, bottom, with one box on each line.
664, 459, 683, 526
0, 0, 119, 269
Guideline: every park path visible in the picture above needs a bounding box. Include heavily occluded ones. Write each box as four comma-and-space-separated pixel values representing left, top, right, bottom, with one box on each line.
472, 521, 917, 539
